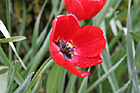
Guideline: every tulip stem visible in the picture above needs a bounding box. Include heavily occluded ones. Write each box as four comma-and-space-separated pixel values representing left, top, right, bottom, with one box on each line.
26, 56, 52, 91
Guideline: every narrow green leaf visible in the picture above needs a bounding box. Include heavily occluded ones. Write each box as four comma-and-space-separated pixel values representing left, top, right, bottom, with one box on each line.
58, 68, 66, 93
130, 31, 140, 42
116, 80, 131, 93
26, 58, 52, 91
109, 30, 124, 50
46, 64, 61, 93
6, 0, 12, 62
0, 66, 9, 74
58, 0, 64, 14
32, 74, 42, 93
101, 50, 119, 91
97, 64, 102, 93
127, 0, 139, 92
14, 0, 28, 54
0, 71, 8, 93
133, 41, 140, 68
78, 68, 91, 93
26, 31, 51, 76
0, 36, 26, 43
32, 0, 48, 56
0, 20, 27, 70
87, 55, 126, 92
115, 68, 140, 93
15, 72, 34, 93
0, 46, 11, 66
6, 63, 16, 93
0, 47, 24, 85
65, 75, 77, 93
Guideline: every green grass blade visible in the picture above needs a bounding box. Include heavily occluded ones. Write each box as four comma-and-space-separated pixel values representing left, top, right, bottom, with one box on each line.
6, 0, 12, 62
115, 68, 140, 93
46, 64, 61, 93
26, 31, 51, 76
87, 55, 126, 92
0, 66, 9, 74
15, 72, 34, 93
32, 74, 42, 93
97, 65, 102, 93
26, 58, 52, 91
0, 71, 8, 93
101, 50, 119, 91
58, 68, 66, 93
15, 0, 27, 53
127, 0, 139, 92
65, 75, 77, 93
0, 46, 24, 85
78, 68, 90, 93
6, 63, 15, 93
0, 47, 11, 66
130, 31, 140, 42
32, 0, 48, 56
0, 36, 26, 43
58, 0, 65, 14
109, 30, 124, 50
133, 41, 140, 68
0, 20, 27, 69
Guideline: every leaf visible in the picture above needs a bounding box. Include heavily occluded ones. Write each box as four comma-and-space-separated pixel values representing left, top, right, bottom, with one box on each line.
101, 50, 119, 91
87, 55, 126, 92
0, 20, 27, 70
130, 31, 140, 42
6, 62, 16, 93
32, 74, 42, 93
126, 0, 139, 92
46, 64, 61, 93
0, 71, 8, 93
65, 75, 77, 93
32, 0, 48, 56
78, 68, 91, 93
58, 68, 66, 93
0, 36, 26, 43
0, 66, 9, 74
15, 72, 34, 93
115, 68, 140, 93
109, 30, 124, 50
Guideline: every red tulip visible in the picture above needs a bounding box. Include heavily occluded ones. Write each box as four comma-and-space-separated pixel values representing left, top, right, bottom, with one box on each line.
64, 0, 107, 20
49, 14, 106, 77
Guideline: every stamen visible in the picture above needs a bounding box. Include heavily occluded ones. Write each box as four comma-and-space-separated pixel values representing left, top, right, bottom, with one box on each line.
55, 39, 75, 59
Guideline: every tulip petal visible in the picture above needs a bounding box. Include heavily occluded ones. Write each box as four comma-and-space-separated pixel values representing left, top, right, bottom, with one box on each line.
64, 0, 107, 20
63, 59, 90, 77
71, 0, 85, 20
50, 42, 65, 66
52, 14, 81, 42
64, 0, 73, 13
71, 54, 103, 68
73, 25, 106, 57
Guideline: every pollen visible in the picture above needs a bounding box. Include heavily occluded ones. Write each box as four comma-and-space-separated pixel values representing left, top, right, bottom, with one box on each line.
55, 39, 75, 59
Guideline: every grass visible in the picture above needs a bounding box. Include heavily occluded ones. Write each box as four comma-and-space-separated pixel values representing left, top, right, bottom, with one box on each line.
0, 0, 140, 92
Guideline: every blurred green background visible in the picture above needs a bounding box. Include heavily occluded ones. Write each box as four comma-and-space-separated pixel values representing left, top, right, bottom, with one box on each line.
0, 0, 140, 93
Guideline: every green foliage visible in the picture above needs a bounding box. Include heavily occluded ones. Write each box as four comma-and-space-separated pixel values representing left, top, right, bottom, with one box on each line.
0, 0, 140, 92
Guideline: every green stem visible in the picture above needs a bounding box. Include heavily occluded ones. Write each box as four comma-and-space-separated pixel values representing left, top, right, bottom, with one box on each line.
26, 57, 52, 91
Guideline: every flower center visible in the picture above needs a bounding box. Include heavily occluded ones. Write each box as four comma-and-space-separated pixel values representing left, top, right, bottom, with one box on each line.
55, 39, 75, 59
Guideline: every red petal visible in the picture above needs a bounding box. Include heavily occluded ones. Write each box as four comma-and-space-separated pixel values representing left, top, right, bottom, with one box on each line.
52, 14, 81, 42
71, 0, 85, 20
80, 0, 106, 20
72, 25, 106, 57
71, 54, 103, 68
63, 59, 90, 78
64, 0, 107, 20
64, 0, 73, 13
49, 42, 65, 66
